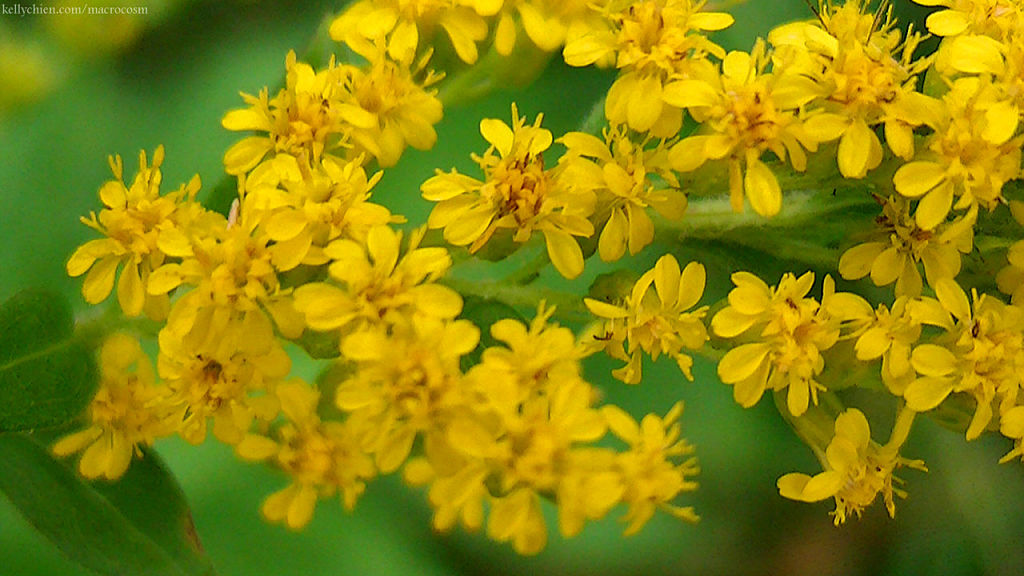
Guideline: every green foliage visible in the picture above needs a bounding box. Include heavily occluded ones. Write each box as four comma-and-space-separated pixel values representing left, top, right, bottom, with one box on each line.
0, 290, 97, 432
0, 434, 214, 576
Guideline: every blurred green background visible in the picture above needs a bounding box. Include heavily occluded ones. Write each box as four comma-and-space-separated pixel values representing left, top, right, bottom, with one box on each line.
2, 1, 1024, 575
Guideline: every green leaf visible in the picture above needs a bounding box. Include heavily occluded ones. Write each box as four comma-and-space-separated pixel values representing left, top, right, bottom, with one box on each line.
0, 433, 215, 576
0, 289, 98, 432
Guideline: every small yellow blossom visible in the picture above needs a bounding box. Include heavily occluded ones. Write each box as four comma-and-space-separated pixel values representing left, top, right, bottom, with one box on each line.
336, 316, 479, 473
336, 43, 445, 167
222, 52, 348, 176
996, 201, 1024, 304
997, 238, 1024, 304
558, 124, 687, 262
236, 380, 376, 529
838, 196, 976, 297
421, 104, 595, 278
770, 0, 932, 177
66, 147, 201, 320
712, 272, 868, 416
892, 77, 1023, 230
490, 0, 599, 55
585, 255, 708, 383
998, 405, 1024, 463
293, 225, 461, 336
665, 41, 819, 216
157, 309, 290, 445
603, 401, 699, 534
903, 278, 1024, 439
851, 296, 922, 396
778, 406, 926, 524
330, 0, 488, 64
241, 155, 395, 268
146, 205, 304, 342
910, 0, 1021, 39
564, 0, 734, 136
52, 334, 177, 480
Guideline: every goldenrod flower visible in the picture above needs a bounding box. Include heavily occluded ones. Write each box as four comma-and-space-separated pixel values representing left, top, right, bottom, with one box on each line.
489, 0, 599, 55
997, 239, 1024, 304
603, 401, 699, 534
337, 43, 445, 167
838, 196, 976, 297
421, 104, 595, 278
294, 225, 461, 336
903, 278, 1024, 439
910, 0, 1021, 39
236, 380, 376, 529
157, 309, 290, 445
851, 296, 922, 396
585, 255, 708, 383
892, 77, 1022, 230
336, 316, 479, 473
712, 272, 868, 416
997, 201, 1024, 304
558, 124, 687, 262
564, 0, 733, 136
330, 0, 488, 64
665, 41, 819, 216
147, 206, 304, 342
66, 146, 201, 320
222, 52, 348, 176
778, 406, 926, 525
998, 405, 1024, 463
52, 334, 177, 480
242, 155, 395, 268
770, 1, 932, 178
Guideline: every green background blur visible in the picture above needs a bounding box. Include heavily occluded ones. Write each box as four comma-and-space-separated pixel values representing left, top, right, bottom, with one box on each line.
2, 1, 1024, 575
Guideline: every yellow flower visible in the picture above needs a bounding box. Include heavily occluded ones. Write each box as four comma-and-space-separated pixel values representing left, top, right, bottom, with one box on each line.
838, 196, 976, 297
603, 401, 699, 534
337, 43, 445, 167
489, 0, 598, 55
778, 406, 926, 525
330, 0, 488, 64
585, 255, 708, 383
998, 238, 1024, 304
451, 375, 607, 554
558, 124, 687, 262
146, 205, 304, 342
770, 1, 932, 177
665, 42, 819, 216
157, 309, 290, 445
52, 334, 177, 480
892, 77, 1023, 230
66, 146, 201, 320
236, 380, 376, 529
336, 316, 479, 473
293, 225, 462, 336
910, 0, 1021, 39
998, 405, 1024, 463
713, 272, 858, 416
903, 278, 1024, 439
564, 0, 734, 136
242, 155, 395, 269
421, 104, 595, 278
851, 296, 922, 396
996, 201, 1024, 304
222, 52, 347, 176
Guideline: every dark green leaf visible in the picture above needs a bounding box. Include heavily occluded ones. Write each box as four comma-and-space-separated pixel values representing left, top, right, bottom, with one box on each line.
0, 433, 215, 576
0, 289, 98, 432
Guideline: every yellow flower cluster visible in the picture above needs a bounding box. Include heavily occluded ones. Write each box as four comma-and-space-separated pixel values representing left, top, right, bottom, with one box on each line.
55, 0, 1024, 548
404, 306, 698, 554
